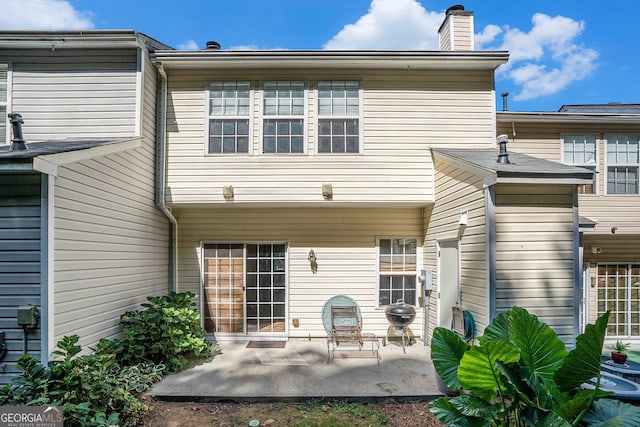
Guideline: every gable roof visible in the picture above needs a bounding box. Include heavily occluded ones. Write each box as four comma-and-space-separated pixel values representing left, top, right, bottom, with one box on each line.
0, 138, 142, 176
432, 148, 594, 186
558, 104, 640, 114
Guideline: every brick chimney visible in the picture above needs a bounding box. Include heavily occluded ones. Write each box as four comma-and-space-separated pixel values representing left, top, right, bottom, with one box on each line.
438, 5, 474, 51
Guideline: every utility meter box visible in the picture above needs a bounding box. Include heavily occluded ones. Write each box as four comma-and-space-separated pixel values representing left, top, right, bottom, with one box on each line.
17, 305, 38, 328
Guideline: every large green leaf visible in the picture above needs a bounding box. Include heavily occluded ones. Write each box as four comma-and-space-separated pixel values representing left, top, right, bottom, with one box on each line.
428, 397, 490, 427
509, 307, 567, 385
528, 411, 572, 427
450, 394, 499, 420
480, 310, 511, 345
554, 311, 609, 392
431, 327, 469, 391
458, 339, 520, 400
582, 398, 640, 426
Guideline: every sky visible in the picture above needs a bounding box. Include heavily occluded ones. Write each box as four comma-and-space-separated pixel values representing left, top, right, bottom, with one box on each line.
0, 0, 638, 112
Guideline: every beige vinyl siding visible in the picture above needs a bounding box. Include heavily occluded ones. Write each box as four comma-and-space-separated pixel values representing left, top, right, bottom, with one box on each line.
175, 207, 423, 338
452, 15, 473, 50
52, 59, 169, 350
165, 69, 495, 206
424, 159, 487, 340
4, 48, 138, 140
494, 184, 576, 343
439, 18, 452, 51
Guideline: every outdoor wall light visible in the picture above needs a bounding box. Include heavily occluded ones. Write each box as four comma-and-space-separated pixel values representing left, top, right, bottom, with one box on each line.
322, 183, 333, 199
223, 185, 234, 200
458, 211, 468, 226
308, 249, 318, 274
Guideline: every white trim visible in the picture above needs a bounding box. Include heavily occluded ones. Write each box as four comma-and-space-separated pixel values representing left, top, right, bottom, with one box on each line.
200, 241, 289, 338
259, 80, 307, 155
204, 80, 254, 156
375, 237, 421, 307
45, 174, 55, 362
436, 238, 461, 328
0, 62, 12, 146
134, 47, 143, 138
32, 138, 142, 174
314, 80, 363, 155
603, 133, 640, 195
560, 133, 599, 195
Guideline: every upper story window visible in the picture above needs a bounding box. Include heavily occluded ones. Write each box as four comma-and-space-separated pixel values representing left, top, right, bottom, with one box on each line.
0, 64, 8, 145
317, 81, 360, 154
378, 238, 417, 306
208, 81, 251, 154
607, 134, 640, 195
562, 134, 597, 194
263, 81, 305, 154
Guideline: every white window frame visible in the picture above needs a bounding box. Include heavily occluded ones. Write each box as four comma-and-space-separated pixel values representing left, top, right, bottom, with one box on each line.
0, 63, 11, 146
376, 237, 420, 307
596, 263, 640, 337
604, 134, 640, 195
205, 80, 253, 155
315, 80, 363, 154
561, 133, 598, 195
260, 80, 307, 155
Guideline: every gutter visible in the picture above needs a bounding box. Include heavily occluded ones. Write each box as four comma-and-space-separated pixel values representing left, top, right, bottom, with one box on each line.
155, 63, 178, 291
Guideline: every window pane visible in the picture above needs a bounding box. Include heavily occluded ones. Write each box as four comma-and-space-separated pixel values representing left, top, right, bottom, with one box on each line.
378, 239, 418, 306
208, 119, 249, 154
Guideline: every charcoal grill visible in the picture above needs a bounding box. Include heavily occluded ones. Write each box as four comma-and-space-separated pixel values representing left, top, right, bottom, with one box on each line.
384, 300, 416, 353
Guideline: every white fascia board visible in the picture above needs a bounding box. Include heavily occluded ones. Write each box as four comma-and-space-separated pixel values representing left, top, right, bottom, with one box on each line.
497, 112, 640, 124
33, 137, 142, 176
483, 176, 594, 186
432, 149, 495, 179
153, 50, 509, 71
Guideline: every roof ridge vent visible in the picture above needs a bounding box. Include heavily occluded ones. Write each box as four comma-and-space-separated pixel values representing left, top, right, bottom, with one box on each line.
496, 134, 510, 164
206, 41, 221, 50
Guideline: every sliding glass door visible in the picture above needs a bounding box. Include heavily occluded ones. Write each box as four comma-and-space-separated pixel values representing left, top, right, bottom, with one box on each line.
203, 243, 287, 335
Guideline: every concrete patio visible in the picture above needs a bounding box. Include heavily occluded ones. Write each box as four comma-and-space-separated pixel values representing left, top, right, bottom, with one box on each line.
150, 337, 442, 402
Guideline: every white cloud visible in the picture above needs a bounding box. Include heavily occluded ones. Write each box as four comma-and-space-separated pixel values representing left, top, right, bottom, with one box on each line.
474, 24, 501, 48
0, 0, 93, 30
478, 13, 598, 100
177, 40, 199, 50
323, 0, 443, 50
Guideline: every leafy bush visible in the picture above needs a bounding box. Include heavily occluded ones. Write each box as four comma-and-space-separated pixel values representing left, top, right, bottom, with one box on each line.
429, 307, 640, 426
101, 291, 215, 372
0, 291, 216, 426
0, 335, 148, 426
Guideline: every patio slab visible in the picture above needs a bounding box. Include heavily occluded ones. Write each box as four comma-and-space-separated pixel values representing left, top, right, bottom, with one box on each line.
149, 338, 442, 402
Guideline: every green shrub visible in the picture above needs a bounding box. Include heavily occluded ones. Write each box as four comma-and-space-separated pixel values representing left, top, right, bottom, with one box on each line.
101, 291, 216, 372
0, 291, 216, 426
429, 307, 640, 426
0, 335, 147, 426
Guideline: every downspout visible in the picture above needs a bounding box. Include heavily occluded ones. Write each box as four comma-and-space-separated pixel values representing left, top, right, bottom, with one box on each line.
155, 63, 178, 291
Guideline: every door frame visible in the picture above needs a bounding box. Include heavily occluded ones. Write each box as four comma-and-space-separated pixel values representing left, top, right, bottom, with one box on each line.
436, 238, 461, 329
200, 241, 289, 339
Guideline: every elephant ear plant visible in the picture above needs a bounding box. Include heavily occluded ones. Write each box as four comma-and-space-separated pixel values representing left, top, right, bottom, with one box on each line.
429, 307, 640, 426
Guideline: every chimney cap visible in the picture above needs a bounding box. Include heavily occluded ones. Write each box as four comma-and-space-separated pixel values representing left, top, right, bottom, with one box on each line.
206, 41, 221, 50
446, 4, 465, 15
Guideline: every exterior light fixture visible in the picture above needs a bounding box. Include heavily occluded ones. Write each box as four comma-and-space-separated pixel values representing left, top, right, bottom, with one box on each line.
458, 211, 468, 226
223, 185, 234, 200
322, 183, 333, 199
308, 249, 318, 274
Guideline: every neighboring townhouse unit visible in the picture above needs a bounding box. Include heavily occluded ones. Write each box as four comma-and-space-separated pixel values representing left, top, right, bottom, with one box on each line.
497, 104, 640, 343
152, 7, 591, 347
0, 31, 171, 383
